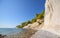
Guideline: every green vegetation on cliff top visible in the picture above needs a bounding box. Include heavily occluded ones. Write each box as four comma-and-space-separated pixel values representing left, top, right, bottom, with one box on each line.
16, 11, 44, 28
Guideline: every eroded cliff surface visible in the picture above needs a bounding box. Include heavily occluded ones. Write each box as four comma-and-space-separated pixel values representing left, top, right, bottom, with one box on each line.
44, 0, 60, 35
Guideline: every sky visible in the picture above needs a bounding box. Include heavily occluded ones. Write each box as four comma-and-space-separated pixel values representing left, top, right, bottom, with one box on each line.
0, 0, 45, 28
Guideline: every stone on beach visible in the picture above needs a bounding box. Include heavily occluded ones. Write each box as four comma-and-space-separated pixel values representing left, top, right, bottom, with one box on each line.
4, 29, 36, 38
31, 30, 60, 38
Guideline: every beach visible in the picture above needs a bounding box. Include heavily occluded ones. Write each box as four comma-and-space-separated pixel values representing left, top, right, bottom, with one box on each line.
0, 28, 37, 38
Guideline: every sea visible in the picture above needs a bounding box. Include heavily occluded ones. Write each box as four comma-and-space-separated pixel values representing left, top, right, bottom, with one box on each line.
0, 28, 36, 38
0, 28, 26, 35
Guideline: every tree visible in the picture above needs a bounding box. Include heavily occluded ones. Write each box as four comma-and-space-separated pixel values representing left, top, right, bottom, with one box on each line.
36, 11, 44, 19
27, 20, 32, 24
16, 11, 45, 28
31, 18, 36, 23
16, 25, 23, 28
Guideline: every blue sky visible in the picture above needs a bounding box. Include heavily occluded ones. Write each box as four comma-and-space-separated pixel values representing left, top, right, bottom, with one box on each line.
0, 0, 45, 28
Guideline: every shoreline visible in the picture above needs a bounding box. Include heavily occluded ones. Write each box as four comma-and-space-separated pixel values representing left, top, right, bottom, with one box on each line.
0, 28, 37, 38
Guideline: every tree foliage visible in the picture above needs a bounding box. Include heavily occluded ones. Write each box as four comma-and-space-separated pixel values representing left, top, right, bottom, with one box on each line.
36, 11, 44, 19
31, 18, 36, 23
16, 11, 44, 28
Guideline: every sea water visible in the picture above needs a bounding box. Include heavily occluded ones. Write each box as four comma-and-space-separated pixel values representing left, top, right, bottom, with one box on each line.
0, 28, 36, 38
0, 28, 26, 35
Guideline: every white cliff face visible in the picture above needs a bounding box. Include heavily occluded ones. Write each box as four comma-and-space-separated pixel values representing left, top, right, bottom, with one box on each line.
31, 0, 60, 38
44, 0, 60, 35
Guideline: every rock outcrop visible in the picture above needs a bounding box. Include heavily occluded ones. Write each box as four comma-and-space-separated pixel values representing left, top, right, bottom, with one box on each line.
31, 0, 60, 38
44, 0, 60, 35
23, 19, 44, 30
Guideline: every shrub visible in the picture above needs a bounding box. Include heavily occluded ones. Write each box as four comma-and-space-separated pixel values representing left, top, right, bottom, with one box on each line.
27, 20, 32, 24
36, 11, 44, 19
31, 18, 36, 23
16, 11, 44, 28
16, 25, 23, 28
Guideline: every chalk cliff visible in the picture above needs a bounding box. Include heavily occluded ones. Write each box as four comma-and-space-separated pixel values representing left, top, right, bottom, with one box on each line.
31, 0, 60, 38
44, 0, 60, 35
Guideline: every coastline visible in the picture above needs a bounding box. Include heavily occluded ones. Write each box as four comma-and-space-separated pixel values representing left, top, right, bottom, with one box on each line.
0, 28, 37, 38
